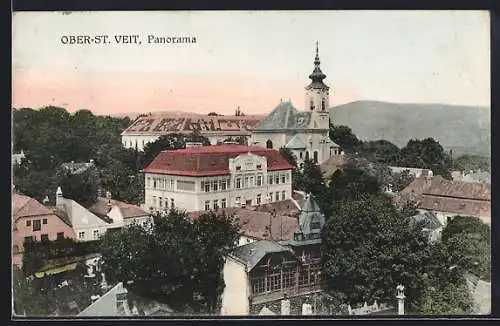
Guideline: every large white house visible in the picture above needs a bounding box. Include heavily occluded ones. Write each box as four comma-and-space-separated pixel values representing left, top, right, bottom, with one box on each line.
142, 144, 293, 213
250, 44, 340, 165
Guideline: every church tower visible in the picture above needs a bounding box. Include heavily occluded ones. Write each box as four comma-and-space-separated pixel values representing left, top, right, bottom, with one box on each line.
305, 42, 330, 130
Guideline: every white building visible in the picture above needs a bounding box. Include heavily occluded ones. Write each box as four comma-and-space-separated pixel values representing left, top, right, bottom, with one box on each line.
250, 44, 340, 165
55, 187, 153, 241
142, 144, 293, 213
120, 112, 265, 151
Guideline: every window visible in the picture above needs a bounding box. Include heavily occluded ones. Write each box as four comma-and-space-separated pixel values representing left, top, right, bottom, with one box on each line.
283, 269, 296, 289
78, 232, 85, 240
269, 175, 273, 185
300, 152, 303, 159
322, 99, 326, 111
269, 193, 273, 202
26, 220, 32, 227
282, 191, 286, 200
24, 236, 34, 243
221, 198, 227, 208
256, 176, 262, 186
57, 232, 64, 240
152, 196, 157, 207
205, 200, 210, 211
93, 230, 99, 239
221, 180, 227, 191
147, 177, 151, 187
313, 151, 319, 163
213, 200, 219, 210
257, 164, 262, 170
212, 181, 218, 192
204, 181, 210, 192
170, 198, 174, 208
256, 194, 261, 205
164, 198, 169, 208
33, 219, 41, 232
266, 140, 273, 149
236, 178, 241, 189
310, 100, 314, 110
268, 273, 281, 292
310, 222, 321, 229
159, 197, 163, 208
282, 175, 286, 184
305, 152, 310, 161
42, 218, 48, 225
41, 234, 49, 242
252, 277, 266, 294
276, 192, 280, 201
153, 179, 157, 188
250, 177, 254, 187
275, 176, 280, 184
244, 177, 249, 188
236, 166, 241, 171
236, 196, 241, 204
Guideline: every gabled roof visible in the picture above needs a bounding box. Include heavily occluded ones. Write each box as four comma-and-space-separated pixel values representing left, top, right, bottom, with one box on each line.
285, 134, 307, 149
143, 144, 293, 176
230, 240, 294, 271
12, 194, 53, 223
254, 101, 312, 131
86, 198, 149, 220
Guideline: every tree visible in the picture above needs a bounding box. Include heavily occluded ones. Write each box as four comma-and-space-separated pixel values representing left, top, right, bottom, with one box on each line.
207, 112, 220, 116
360, 163, 393, 193
328, 167, 382, 204
410, 281, 473, 315
453, 155, 490, 173
328, 124, 362, 154
362, 140, 400, 165
57, 166, 101, 205
398, 138, 451, 179
98, 209, 239, 314
392, 169, 415, 193
279, 147, 297, 168
441, 216, 491, 281
235, 106, 244, 116
321, 195, 431, 306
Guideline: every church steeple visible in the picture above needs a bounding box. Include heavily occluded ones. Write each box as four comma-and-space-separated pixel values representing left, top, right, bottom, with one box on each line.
307, 41, 328, 90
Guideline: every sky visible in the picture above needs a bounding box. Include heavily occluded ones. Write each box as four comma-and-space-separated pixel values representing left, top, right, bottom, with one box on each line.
12, 11, 490, 116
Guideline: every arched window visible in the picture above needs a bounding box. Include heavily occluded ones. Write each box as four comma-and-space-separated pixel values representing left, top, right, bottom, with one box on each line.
305, 151, 310, 161
299, 152, 303, 159
266, 139, 273, 149
322, 99, 326, 111
313, 151, 319, 163
310, 100, 314, 111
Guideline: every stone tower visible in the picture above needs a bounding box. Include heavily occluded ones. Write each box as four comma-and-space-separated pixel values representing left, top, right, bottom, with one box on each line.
305, 42, 331, 130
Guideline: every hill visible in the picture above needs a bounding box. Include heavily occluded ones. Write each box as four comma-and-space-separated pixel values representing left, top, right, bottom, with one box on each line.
329, 101, 490, 157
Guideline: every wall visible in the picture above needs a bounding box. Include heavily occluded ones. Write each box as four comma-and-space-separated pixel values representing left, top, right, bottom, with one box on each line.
221, 257, 250, 315
122, 134, 250, 151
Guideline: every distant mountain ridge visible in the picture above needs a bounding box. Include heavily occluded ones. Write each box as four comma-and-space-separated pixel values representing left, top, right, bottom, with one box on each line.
329, 100, 490, 157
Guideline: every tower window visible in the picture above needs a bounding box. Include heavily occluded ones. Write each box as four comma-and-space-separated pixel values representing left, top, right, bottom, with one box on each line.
322, 99, 326, 111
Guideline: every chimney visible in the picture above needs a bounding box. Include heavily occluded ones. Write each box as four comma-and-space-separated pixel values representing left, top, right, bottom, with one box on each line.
281, 295, 290, 315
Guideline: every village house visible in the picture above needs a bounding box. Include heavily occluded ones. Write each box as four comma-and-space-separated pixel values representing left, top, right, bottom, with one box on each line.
394, 176, 491, 225
220, 195, 325, 315
54, 187, 153, 242
120, 112, 265, 151
12, 193, 76, 269
142, 144, 293, 213
250, 44, 340, 165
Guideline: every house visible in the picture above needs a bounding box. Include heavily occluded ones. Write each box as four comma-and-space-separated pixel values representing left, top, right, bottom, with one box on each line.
250, 44, 340, 165
120, 112, 265, 151
220, 195, 325, 315
408, 211, 444, 243
388, 166, 433, 179
142, 144, 293, 213
394, 176, 491, 225
12, 193, 76, 268
78, 282, 175, 317
452, 170, 491, 184
54, 187, 153, 242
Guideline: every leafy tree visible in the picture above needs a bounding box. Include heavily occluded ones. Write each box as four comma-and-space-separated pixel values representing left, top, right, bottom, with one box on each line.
362, 140, 400, 165
398, 138, 451, 179
98, 209, 239, 314
57, 166, 101, 206
279, 147, 297, 168
399, 200, 420, 218
328, 167, 381, 204
360, 163, 393, 193
392, 169, 416, 193
410, 281, 473, 315
441, 216, 491, 281
321, 195, 430, 306
453, 155, 490, 173
234, 106, 244, 116
21, 241, 45, 277
328, 124, 362, 154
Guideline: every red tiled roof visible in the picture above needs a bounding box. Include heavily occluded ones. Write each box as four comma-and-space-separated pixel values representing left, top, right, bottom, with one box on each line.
12, 194, 53, 223
86, 197, 149, 219
121, 113, 266, 136
143, 144, 293, 176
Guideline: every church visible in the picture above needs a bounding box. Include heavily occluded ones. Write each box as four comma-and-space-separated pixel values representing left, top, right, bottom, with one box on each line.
250, 43, 340, 165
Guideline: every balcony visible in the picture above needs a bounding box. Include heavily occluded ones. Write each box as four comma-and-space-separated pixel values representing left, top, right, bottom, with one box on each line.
250, 284, 322, 305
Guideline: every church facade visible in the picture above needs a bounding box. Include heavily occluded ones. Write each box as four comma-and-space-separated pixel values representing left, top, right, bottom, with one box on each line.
250, 44, 340, 165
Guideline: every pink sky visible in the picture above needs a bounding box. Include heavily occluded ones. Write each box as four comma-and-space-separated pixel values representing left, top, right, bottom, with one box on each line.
12, 11, 489, 116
